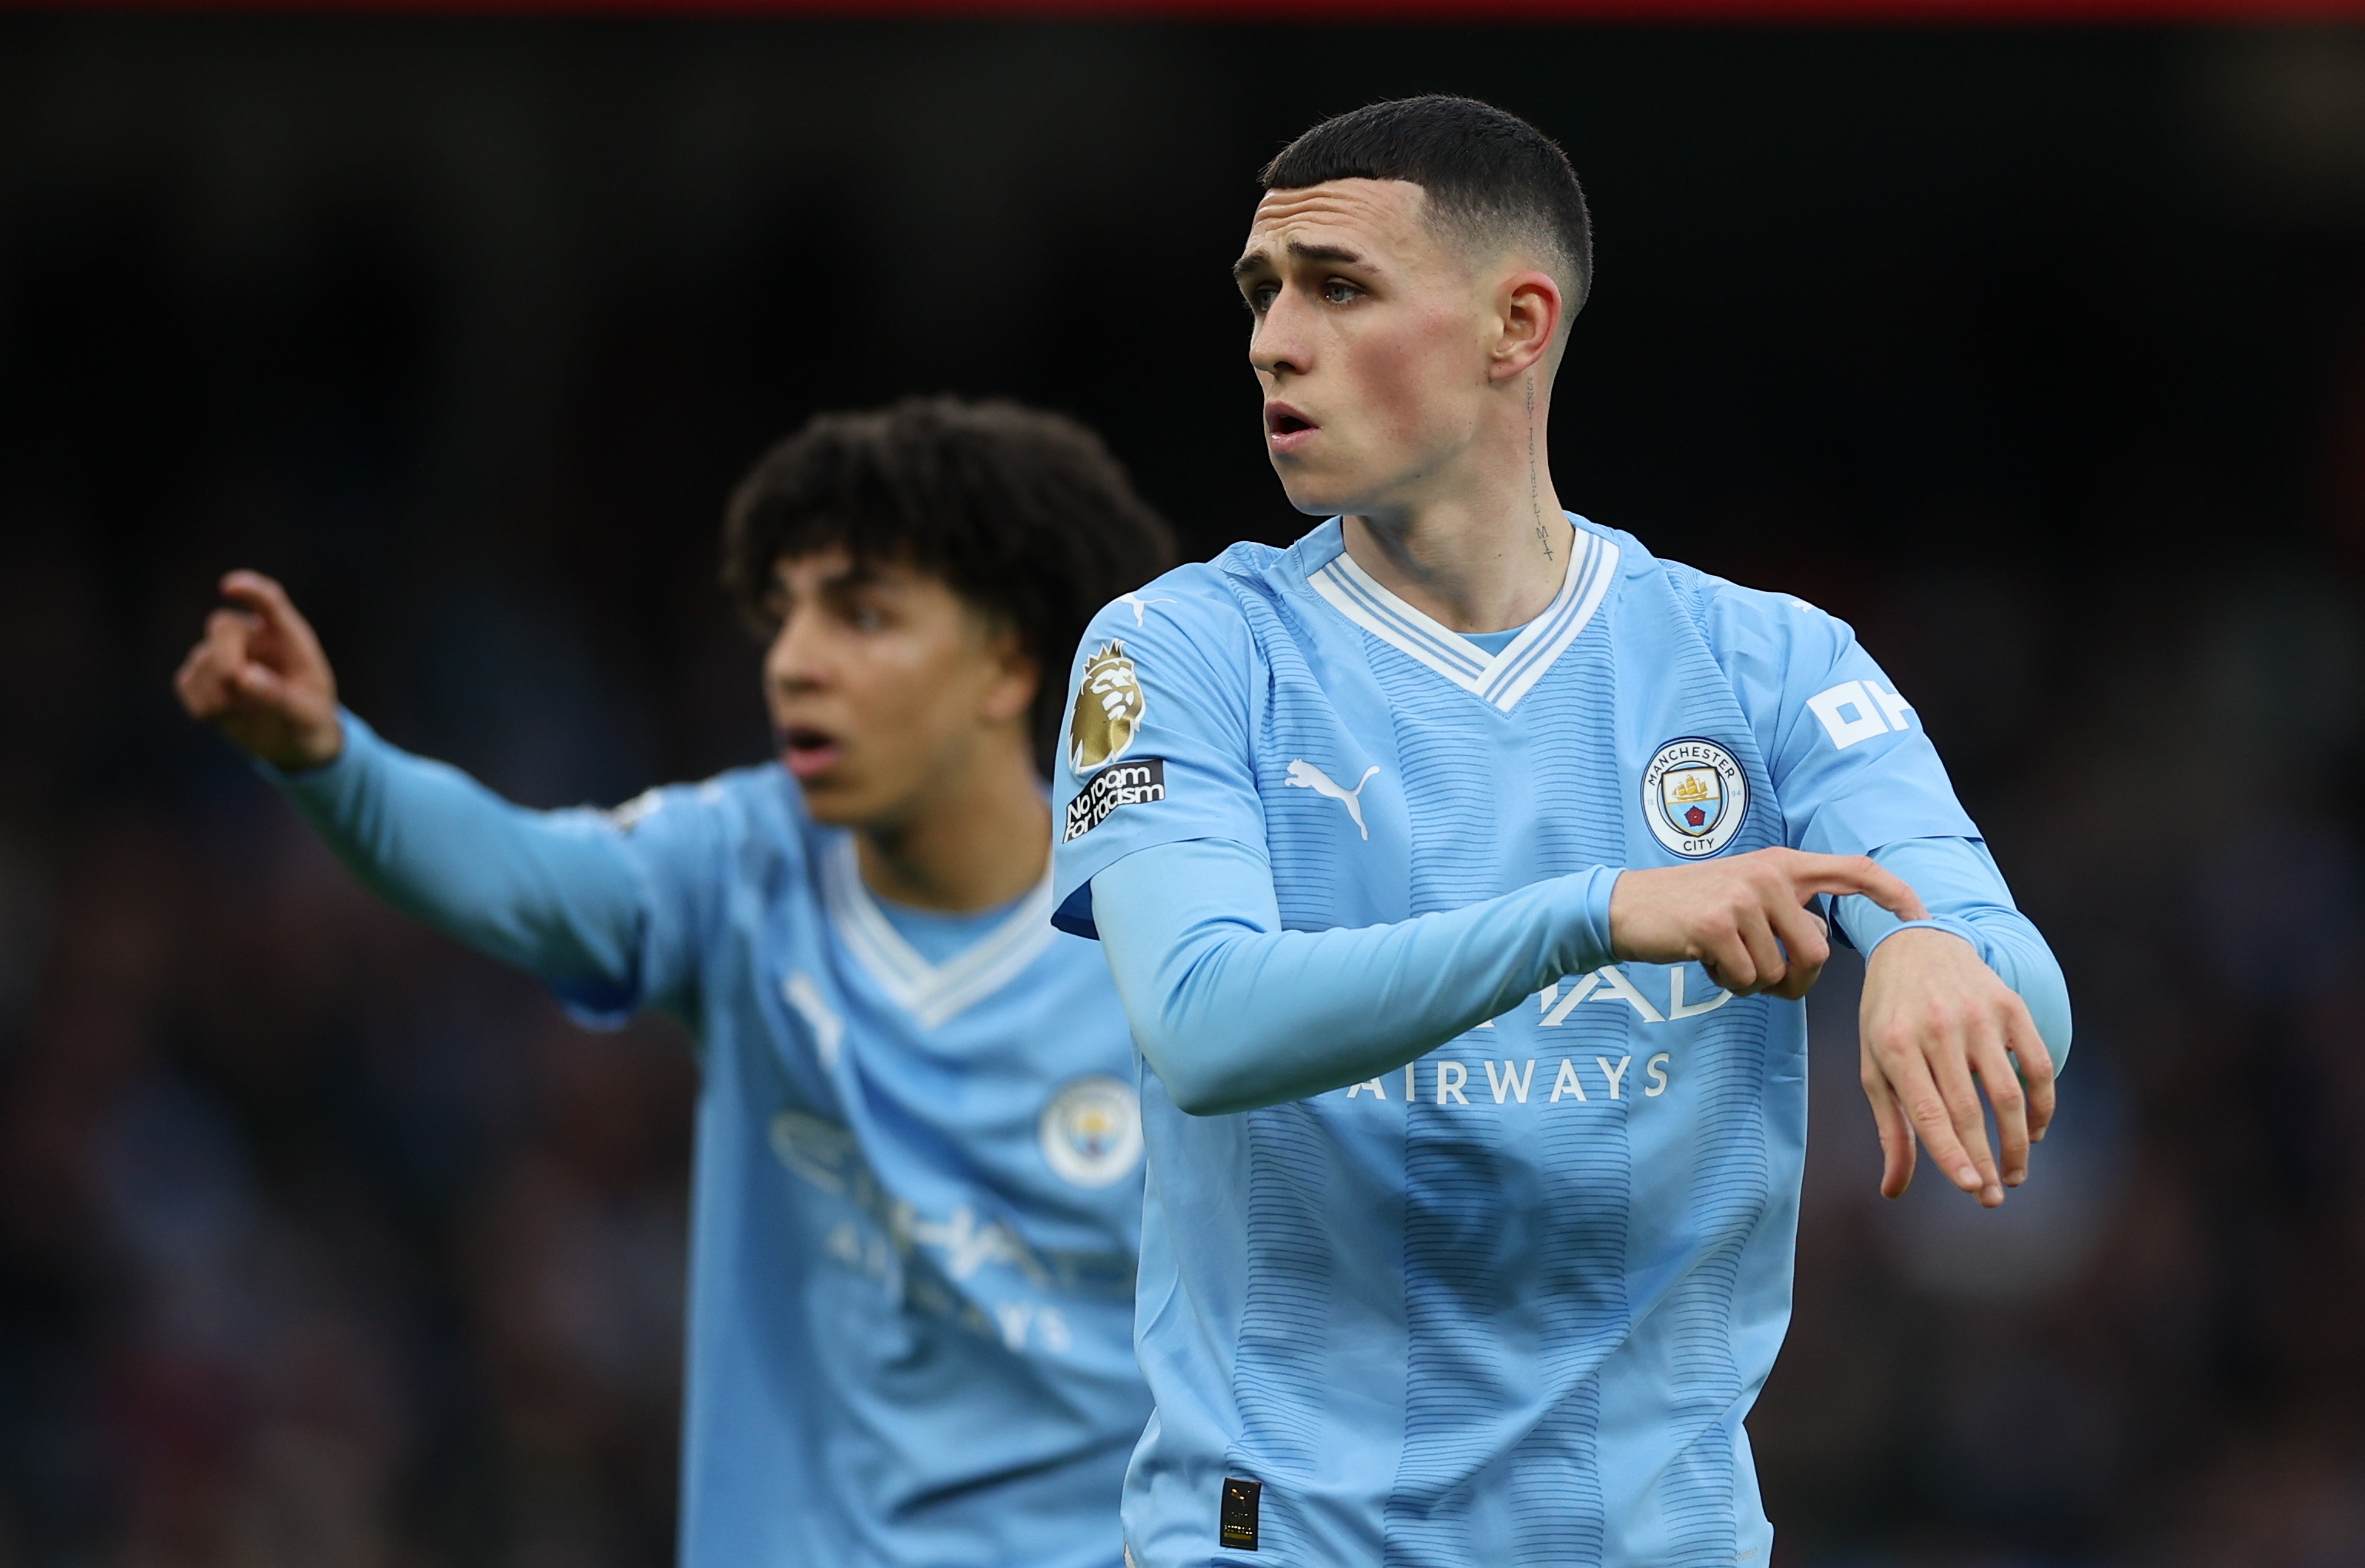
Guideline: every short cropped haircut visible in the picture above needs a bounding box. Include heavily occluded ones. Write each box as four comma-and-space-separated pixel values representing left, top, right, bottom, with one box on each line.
720, 396, 1178, 774
1261, 95, 1594, 317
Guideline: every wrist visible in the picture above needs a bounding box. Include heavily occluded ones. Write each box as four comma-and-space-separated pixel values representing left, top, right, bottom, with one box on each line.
256, 707, 356, 783
292, 709, 346, 770
1573, 866, 1622, 972
1866, 916, 1981, 960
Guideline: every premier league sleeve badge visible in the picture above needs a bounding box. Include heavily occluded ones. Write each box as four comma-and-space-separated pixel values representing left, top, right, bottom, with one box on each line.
1641, 738, 1750, 858
1069, 641, 1145, 774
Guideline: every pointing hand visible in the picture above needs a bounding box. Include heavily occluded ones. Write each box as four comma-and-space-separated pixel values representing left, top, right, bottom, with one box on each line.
172, 570, 344, 770
1607, 848, 1925, 1001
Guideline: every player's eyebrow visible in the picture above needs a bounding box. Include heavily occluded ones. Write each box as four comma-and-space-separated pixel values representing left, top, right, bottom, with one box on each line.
770, 553, 893, 610
820, 561, 891, 597
1232, 239, 1367, 280
1286, 239, 1364, 266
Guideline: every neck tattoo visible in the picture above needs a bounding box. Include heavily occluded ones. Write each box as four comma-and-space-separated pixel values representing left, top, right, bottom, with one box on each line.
1527, 375, 1553, 562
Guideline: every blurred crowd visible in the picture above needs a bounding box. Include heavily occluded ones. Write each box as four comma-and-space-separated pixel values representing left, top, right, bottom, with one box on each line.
0, 552, 700, 1566
4, 16, 2365, 1568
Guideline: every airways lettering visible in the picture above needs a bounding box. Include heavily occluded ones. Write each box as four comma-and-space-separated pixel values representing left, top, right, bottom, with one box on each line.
1336, 968, 1733, 1109
1484, 1058, 1536, 1104
1374, 1054, 1673, 1106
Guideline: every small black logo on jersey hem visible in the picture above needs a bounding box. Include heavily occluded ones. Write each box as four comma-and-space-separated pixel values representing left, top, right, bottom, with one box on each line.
1219, 1476, 1261, 1551
1064, 759, 1167, 842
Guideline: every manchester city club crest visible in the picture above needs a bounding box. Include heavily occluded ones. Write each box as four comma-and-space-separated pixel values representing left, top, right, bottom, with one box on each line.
1069, 641, 1145, 774
1038, 1075, 1144, 1189
1641, 737, 1750, 858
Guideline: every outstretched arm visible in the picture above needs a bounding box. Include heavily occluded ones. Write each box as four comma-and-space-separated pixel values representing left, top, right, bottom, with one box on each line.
269, 713, 644, 1001
176, 571, 647, 1006
1092, 839, 1924, 1116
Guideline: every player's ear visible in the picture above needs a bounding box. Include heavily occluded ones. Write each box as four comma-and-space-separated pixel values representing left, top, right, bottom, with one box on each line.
977, 620, 1039, 727
1489, 267, 1562, 383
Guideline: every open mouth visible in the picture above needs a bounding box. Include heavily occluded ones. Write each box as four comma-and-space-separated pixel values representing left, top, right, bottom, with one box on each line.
1265, 403, 1317, 446
778, 727, 843, 782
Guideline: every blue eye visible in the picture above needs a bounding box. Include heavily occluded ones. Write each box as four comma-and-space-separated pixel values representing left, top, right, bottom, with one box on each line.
1322, 280, 1359, 305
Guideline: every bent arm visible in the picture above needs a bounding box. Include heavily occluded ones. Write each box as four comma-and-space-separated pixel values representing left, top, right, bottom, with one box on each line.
1091, 839, 1618, 1115
1842, 837, 2072, 1066
269, 710, 647, 1004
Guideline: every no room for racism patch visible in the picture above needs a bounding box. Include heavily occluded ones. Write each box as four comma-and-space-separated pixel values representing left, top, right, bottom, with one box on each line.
1063, 758, 1167, 842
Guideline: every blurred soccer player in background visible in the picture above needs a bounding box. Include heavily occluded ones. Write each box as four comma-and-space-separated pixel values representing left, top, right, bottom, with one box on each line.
176, 398, 1174, 1568
1054, 98, 2074, 1566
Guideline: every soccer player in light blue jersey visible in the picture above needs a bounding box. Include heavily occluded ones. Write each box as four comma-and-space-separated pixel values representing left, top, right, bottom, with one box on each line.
176, 399, 1175, 1568
1052, 99, 2072, 1566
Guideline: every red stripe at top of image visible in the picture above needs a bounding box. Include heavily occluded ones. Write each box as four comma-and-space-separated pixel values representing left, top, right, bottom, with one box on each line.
15, 0, 2365, 21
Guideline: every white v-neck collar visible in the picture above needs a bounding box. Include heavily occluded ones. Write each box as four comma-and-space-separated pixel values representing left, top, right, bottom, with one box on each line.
1306, 518, 1620, 712
820, 835, 1057, 1030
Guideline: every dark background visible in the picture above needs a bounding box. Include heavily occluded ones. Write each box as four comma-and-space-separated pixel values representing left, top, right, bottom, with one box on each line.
3, 15, 2363, 1566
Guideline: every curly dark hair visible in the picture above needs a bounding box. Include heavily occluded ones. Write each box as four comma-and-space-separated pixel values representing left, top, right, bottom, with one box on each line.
719, 396, 1178, 774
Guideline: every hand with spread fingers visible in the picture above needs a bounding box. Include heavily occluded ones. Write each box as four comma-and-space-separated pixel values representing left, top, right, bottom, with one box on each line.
1859, 924, 2056, 1209
172, 570, 344, 771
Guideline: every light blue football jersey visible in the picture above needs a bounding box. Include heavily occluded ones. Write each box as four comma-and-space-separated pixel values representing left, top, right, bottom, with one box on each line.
1052, 517, 1982, 1568
600, 772, 1151, 1568
276, 723, 1151, 1568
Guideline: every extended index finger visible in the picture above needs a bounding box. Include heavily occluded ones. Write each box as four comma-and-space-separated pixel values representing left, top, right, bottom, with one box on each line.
1784, 853, 1928, 923
219, 569, 298, 629
219, 570, 326, 660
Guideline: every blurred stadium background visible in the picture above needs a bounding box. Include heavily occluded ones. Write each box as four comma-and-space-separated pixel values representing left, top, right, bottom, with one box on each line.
2, 13, 2364, 1566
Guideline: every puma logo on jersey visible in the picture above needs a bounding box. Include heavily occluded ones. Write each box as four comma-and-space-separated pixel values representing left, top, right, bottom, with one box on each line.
781, 971, 845, 1068
606, 787, 664, 831
1286, 759, 1380, 840
1116, 590, 1177, 626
